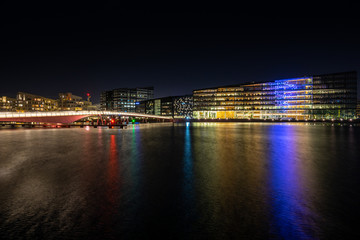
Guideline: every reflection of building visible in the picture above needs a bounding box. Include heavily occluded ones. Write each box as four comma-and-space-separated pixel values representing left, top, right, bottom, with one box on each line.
193, 71, 357, 120
58, 93, 92, 111
101, 87, 154, 112
136, 95, 193, 118
1, 96, 16, 111
16, 92, 58, 112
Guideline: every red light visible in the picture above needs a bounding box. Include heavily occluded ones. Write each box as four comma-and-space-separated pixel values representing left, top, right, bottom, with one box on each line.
86, 93, 90, 97
111, 119, 115, 123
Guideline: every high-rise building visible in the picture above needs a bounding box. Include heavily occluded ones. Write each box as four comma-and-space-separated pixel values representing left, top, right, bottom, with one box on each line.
136, 95, 193, 118
100, 87, 154, 112
193, 71, 357, 120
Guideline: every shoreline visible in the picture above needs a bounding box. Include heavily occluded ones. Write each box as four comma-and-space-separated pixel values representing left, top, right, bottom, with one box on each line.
174, 118, 360, 124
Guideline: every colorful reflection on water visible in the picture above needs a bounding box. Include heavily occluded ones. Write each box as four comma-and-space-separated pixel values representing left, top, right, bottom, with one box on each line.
0, 123, 359, 239
268, 125, 319, 239
183, 122, 193, 205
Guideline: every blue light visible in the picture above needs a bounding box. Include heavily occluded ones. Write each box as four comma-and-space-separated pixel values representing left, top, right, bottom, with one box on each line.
273, 77, 313, 117
182, 119, 193, 218
135, 102, 140, 105
269, 125, 313, 239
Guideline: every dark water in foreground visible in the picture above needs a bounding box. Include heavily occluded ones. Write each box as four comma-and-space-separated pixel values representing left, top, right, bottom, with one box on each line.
0, 123, 360, 239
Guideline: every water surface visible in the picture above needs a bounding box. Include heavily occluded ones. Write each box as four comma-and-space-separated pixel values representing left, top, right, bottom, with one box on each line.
0, 123, 359, 239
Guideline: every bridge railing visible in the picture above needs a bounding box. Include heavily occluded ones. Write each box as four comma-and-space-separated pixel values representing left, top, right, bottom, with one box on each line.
0, 111, 173, 120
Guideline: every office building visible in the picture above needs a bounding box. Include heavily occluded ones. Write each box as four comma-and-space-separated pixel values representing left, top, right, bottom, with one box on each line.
136, 95, 193, 118
193, 71, 357, 120
101, 87, 154, 112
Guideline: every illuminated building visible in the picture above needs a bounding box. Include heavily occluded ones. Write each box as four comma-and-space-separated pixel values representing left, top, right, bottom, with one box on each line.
311, 72, 357, 119
193, 71, 357, 120
136, 95, 193, 118
174, 95, 193, 118
100, 87, 154, 112
357, 100, 360, 119
16, 92, 58, 112
58, 93, 92, 111
0, 96, 16, 111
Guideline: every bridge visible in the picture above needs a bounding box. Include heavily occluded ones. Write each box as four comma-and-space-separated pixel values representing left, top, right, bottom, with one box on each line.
0, 111, 172, 124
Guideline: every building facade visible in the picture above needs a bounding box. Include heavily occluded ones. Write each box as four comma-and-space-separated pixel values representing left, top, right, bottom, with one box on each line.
193, 71, 357, 120
101, 87, 154, 112
0, 96, 16, 111
136, 95, 193, 118
16, 92, 58, 112
58, 93, 92, 111
1, 92, 94, 112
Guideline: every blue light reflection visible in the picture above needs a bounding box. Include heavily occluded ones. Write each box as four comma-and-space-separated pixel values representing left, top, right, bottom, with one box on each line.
182, 122, 195, 231
183, 122, 193, 196
268, 125, 315, 239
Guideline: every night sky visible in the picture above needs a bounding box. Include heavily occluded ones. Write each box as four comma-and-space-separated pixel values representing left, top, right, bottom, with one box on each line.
1, 2, 359, 103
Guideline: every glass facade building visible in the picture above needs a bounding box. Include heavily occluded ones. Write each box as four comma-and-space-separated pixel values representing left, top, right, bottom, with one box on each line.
100, 87, 154, 112
136, 95, 193, 118
193, 71, 357, 120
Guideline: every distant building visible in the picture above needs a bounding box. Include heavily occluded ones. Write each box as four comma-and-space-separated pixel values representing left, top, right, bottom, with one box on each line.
193, 71, 357, 120
101, 87, 154, 112
88, 103, 101, 111
0, 96, 16, 111
136, 95, 193, 118
16, 92, 58, 112
58, 92, 92, 111
357, 100, 360, 119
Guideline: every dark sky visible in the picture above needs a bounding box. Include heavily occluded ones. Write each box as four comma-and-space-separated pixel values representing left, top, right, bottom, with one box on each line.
1, 2, 359, 103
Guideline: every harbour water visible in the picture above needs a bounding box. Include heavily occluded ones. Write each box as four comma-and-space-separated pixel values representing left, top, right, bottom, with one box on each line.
0, 123, 359, 239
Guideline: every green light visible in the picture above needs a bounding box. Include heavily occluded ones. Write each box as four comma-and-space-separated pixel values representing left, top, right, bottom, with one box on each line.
132, 119, 135, 123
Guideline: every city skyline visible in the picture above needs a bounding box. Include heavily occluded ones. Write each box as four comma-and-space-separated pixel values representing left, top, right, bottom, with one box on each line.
1, 3, 360, 103
2, 3, 360, 239
2, 70, 359, 104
